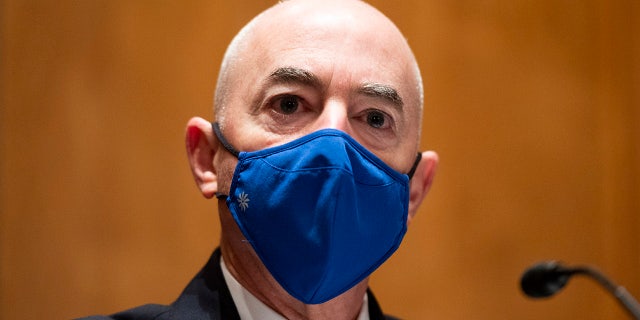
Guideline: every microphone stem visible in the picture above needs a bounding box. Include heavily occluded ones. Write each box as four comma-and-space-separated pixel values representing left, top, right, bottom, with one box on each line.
574, 266, 640, 319
615, 287, 640, 320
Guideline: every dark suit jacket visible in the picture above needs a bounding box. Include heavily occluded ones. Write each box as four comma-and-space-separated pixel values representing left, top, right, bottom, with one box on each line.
78, 248, 399, 320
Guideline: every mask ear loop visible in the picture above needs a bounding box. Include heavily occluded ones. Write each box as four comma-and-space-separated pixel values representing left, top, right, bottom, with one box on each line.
211, 122, 240, 158
211, 122, 240, 199
407, 152, 422, 180
215, 193, 228, 199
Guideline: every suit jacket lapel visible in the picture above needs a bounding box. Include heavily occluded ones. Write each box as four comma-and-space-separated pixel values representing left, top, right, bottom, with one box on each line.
169, 248, 241, 320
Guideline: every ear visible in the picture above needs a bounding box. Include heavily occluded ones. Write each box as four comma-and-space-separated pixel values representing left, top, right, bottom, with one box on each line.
407, 151, 439, 225
185, 117, 218, 199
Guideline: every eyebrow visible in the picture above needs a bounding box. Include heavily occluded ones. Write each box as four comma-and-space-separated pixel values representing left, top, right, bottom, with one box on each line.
268, 67, 323, 89
249, 67, 323, 114
358, 82, 404, 110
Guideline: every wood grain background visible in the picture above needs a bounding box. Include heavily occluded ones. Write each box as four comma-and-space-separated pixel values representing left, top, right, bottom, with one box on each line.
1, 1, 638, 319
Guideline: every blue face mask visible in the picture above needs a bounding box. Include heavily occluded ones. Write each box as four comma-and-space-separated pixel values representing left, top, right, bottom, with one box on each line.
213, 123, 421, 304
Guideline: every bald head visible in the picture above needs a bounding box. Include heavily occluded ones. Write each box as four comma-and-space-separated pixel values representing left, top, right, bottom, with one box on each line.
214, 0, 423, 130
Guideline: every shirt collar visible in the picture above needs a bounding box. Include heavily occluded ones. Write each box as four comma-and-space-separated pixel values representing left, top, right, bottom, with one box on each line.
220, 256, 370, 320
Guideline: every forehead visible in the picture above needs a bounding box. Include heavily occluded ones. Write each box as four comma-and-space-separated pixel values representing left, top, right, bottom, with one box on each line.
237, 2, 420, 109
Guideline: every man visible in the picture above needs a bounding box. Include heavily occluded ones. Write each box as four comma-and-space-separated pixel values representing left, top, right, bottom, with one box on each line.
81, 0, 438, 319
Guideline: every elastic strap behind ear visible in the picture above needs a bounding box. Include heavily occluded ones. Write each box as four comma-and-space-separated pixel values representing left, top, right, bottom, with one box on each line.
212, 122, 240, 158
215, 192, 228, 199
407, 152, 422, 180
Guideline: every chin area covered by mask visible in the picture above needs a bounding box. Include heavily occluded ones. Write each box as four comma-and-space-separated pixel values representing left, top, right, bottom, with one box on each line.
213, 122, 421, 304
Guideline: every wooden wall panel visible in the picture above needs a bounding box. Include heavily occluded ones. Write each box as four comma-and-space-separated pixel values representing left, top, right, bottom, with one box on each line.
368, 1, 640, 319
1, 1, 638, 319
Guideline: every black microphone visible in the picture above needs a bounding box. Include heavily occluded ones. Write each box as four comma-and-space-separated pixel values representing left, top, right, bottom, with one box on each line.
520, 261, 640, 319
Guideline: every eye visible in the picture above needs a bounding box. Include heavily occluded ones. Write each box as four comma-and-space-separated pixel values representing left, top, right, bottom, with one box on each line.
277, 95, 300, 114
261, 93, 316, 132
366, 110, 387, 128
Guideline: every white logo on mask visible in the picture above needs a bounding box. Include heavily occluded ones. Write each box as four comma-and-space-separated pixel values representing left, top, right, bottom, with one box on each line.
237, 192, 250, 211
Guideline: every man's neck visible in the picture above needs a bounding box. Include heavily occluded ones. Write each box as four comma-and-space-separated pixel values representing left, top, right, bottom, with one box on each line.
221, 255, 370, 320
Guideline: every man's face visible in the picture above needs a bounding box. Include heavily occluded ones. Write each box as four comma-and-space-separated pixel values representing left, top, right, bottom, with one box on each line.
218, 2, 422, 178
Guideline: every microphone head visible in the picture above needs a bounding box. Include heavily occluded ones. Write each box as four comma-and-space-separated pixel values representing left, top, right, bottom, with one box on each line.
521, 261, 572, 298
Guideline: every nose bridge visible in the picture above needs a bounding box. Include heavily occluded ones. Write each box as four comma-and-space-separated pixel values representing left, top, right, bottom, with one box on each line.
315, 98, 350, 133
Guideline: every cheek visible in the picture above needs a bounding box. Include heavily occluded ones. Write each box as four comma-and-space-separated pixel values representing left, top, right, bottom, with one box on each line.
231, 119, 301, 152
376, 138, 421, 175
214, 153, 239, 194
